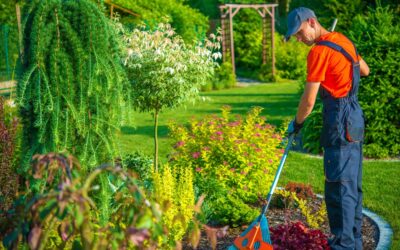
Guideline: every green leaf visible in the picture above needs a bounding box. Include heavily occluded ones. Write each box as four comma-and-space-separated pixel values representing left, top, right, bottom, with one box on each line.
3, 229, 19, 248
39, 200, 57, 220
74, 206, 84, 227
136, 213, 153, 229
72, 239, 83, 250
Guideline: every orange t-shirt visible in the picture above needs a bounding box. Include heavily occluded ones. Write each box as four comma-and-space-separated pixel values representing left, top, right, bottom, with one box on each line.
307, 32, 362, 98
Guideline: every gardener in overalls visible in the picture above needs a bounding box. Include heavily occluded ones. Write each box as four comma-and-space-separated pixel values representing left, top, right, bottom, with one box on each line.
284, 7, 370, 250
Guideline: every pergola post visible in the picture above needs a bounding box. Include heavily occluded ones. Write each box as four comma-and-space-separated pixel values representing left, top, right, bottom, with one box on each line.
220, 9, 227, 63
262, 10, 267, 65
228, 6, 235, 75
110, 4, 114, 18
271, 6, 276, 76
219, 4, 278, 78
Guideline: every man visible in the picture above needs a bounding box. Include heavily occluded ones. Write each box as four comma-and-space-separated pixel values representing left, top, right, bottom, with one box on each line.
285, 7, 370, 250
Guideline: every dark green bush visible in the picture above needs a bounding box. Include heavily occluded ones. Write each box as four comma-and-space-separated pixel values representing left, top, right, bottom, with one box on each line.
275, 33, 309, 81
257, 63, 275, 83
288, 0, 367, 33
201, 61, 236, 91
300, 6, 400, 158
348, 5, 400, 158
121, 151, 153, 188
213, 61, 236, 89
301, 104, 323, 154
233, 9, 263, 72
200, 81, 213, 92
110, 0, 209, 44
280, 0, 400, 36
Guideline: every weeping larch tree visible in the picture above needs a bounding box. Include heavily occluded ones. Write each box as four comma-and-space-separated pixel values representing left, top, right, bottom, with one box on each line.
17, 0, 127, 221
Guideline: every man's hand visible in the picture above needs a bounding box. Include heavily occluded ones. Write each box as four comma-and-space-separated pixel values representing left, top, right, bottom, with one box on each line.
287, 118, 303, 135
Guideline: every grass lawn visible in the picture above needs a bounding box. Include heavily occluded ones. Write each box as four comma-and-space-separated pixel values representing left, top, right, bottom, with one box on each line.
117, 82, 399, 249
117, 82, 299, 158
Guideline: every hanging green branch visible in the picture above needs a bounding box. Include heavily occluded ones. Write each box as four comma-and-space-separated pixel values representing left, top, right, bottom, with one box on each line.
17, 0, 128, 174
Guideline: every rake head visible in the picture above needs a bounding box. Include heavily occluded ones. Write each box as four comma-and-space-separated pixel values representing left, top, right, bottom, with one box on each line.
228, 214, 273, 250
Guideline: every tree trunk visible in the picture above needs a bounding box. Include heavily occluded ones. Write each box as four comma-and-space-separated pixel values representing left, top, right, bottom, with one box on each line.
154, 110, 159, 172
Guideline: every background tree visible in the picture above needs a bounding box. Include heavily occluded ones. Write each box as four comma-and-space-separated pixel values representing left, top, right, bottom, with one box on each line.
17, 0, 128, 221
300, 3, 400, 158
104, 0, 209, 44
0, 0, 24, 81
348, 5, 400, 158
123, 23, 219, 171
286, 0, 399, 34
0, 0, 21, 25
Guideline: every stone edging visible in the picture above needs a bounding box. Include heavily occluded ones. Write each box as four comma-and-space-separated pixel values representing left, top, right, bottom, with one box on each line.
362, 208, 393, 250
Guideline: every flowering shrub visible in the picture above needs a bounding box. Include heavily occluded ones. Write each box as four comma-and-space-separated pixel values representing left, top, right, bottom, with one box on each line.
270, 221, 330, 250
153, 164, 195, 243
168, 106, 283, 226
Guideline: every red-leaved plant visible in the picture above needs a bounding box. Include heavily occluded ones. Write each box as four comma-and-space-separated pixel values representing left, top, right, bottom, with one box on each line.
270, 221, 330, 250
0, 97, 19, 214
285, 182, 316, 200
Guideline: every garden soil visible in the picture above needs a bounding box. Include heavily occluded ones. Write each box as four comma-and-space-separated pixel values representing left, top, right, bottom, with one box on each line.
182, 198, 378, 250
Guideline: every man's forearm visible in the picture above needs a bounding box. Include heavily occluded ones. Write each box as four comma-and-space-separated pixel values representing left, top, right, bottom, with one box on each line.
296, 95, 315, 124
295, 82, 320, 124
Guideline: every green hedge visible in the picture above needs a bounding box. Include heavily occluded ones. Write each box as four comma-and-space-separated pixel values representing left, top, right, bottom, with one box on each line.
348, 5, 400, 158
301, 5, 400, 158
275, 33, 309, 81
110, 0, 209, 44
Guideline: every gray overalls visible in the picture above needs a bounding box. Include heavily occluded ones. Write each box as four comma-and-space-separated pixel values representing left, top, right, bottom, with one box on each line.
317, 40, 364, 250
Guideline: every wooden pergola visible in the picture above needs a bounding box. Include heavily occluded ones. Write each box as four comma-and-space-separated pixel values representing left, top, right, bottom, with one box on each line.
219, 3, 278, 76
104, 0, 140, 18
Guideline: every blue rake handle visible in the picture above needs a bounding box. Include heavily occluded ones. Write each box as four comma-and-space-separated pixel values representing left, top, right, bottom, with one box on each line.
259, 133, 295, 220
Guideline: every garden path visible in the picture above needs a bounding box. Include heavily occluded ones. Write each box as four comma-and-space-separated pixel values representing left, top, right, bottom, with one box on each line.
236, 77, 262, 87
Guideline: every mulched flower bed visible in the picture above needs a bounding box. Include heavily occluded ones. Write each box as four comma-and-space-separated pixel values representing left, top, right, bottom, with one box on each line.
183, 198, 378, 250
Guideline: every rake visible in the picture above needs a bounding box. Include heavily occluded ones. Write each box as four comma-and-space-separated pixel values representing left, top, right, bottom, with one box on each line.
228, 134, 295, 250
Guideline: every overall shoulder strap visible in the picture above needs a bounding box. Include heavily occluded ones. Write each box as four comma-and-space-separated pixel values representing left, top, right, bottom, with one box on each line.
316, 40, 361, 97
316, 40, 358, 64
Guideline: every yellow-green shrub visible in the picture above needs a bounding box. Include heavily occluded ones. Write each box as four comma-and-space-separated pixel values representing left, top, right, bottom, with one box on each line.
168, 106, 283, 226
275, 189, 327, 229
153, 164, 195, 243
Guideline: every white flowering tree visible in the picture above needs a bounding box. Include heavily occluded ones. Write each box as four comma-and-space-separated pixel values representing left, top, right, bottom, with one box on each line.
123, 23, 221, 171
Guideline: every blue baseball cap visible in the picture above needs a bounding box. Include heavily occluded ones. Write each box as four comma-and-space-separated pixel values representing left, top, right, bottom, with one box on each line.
285, 7, 316, 42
